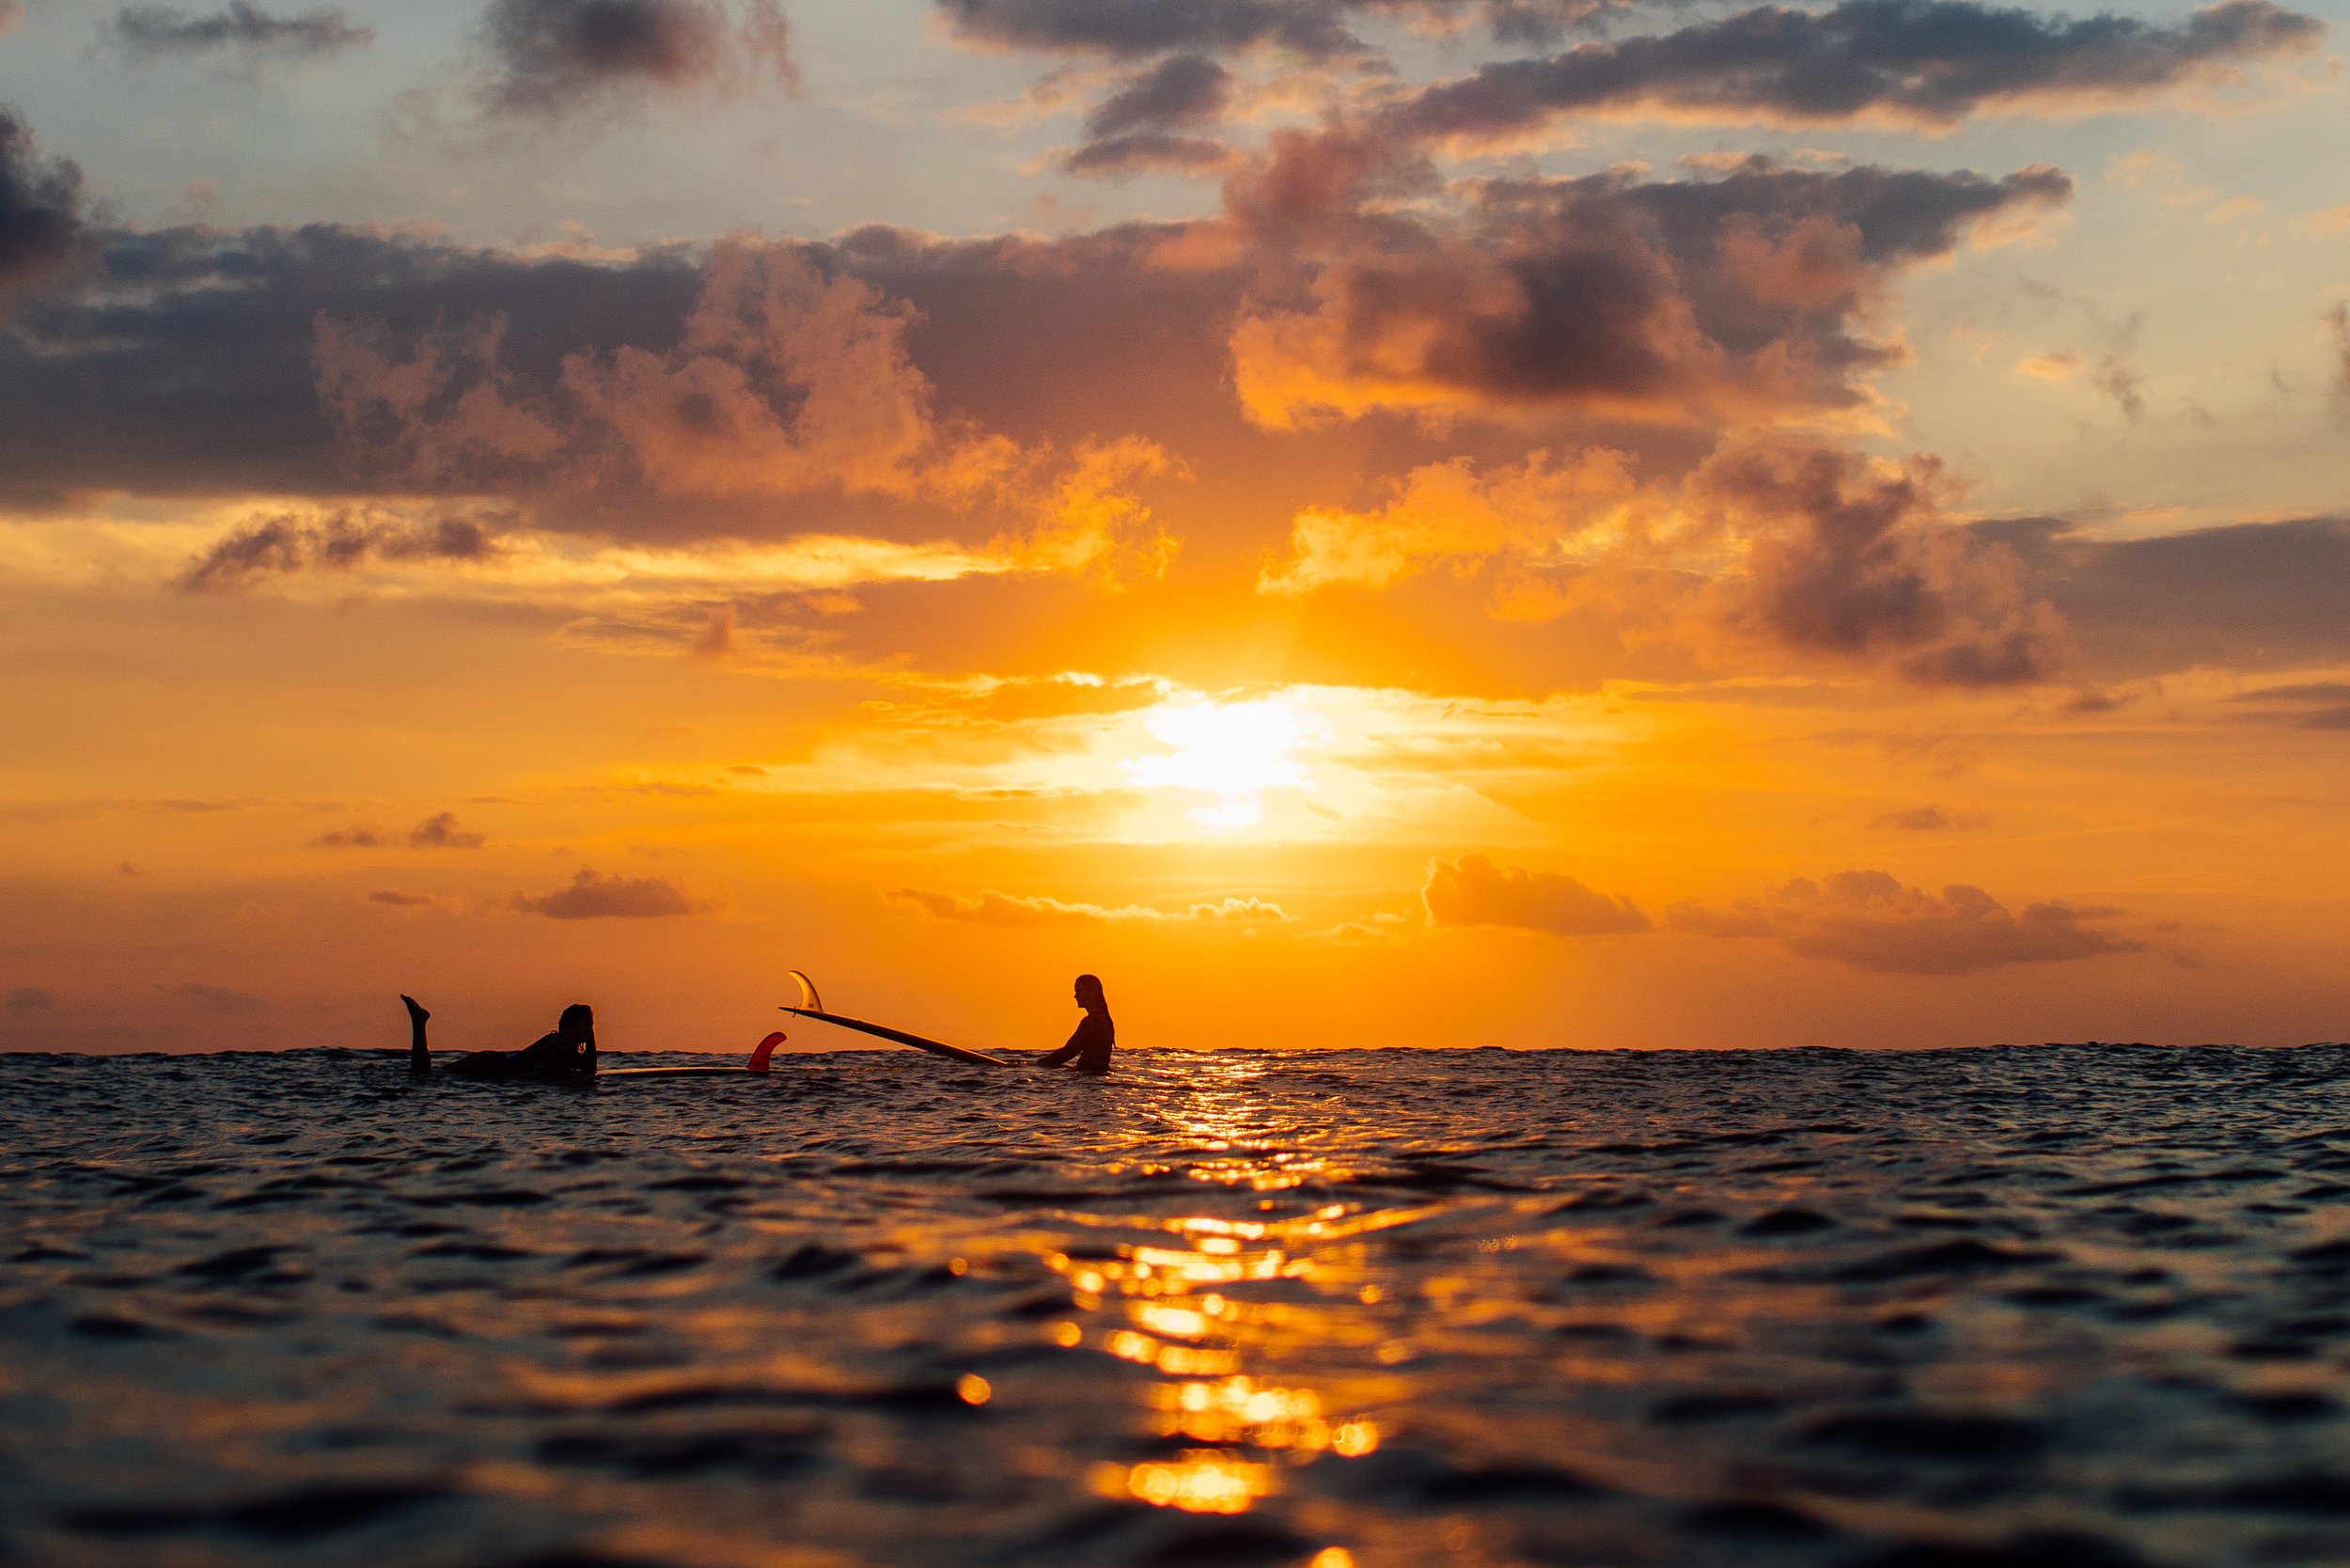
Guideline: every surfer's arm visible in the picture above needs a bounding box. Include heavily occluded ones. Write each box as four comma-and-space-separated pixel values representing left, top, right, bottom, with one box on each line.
1037, 1022, 1088, 1068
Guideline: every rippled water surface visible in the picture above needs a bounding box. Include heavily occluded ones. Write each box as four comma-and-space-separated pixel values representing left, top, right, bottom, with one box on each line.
8, 1043, 2350, 1568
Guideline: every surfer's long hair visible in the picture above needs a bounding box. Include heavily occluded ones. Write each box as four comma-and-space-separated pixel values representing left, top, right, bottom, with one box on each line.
1073, 975, 1106, 1012
558, 1003, 595, 1045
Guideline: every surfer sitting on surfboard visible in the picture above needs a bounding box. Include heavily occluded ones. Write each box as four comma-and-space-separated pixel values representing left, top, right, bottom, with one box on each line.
401, 995, 596, 1079
1036, 974, 1114, 1074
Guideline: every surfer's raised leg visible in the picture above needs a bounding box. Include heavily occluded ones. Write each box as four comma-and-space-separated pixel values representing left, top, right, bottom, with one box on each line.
402, 994, 431, 1075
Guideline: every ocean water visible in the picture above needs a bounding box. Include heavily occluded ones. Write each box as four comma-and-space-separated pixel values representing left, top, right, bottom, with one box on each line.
5, 1043, 2350, 1568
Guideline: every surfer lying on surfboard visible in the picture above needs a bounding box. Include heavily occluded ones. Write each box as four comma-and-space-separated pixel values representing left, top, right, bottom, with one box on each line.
1037, 974, 1114, 1074
402, 995, 595, 1078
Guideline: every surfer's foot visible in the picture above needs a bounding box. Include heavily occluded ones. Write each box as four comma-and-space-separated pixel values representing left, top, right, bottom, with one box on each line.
400, 995, 430, 1024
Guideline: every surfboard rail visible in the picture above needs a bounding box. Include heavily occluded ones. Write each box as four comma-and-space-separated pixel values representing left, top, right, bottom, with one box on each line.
781, 971, 1005, 1068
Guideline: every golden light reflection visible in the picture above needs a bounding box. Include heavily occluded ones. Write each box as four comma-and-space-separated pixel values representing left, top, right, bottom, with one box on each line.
1042, 1182, 1403, 1520
1030, 1054, 1407, 1516
1094, 1452, 1277, 1513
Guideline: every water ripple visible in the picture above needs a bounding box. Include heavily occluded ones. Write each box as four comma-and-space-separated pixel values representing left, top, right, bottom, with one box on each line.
3, 1043, 2348, 1565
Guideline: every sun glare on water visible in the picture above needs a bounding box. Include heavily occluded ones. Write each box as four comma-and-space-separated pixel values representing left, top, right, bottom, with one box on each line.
1124, 697, 1317, 829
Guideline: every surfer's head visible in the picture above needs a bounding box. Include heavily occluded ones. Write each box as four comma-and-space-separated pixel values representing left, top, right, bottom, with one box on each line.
557, 1003, 595, 1044
1073, 974, 1105, 1012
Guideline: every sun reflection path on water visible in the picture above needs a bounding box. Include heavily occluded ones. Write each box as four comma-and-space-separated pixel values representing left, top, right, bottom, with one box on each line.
1037, 1055, 1399, 1521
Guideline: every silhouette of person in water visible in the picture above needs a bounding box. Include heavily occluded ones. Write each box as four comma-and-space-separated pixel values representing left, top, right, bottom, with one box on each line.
1037, 974, 1113, 1074
402, 996, 596, 1079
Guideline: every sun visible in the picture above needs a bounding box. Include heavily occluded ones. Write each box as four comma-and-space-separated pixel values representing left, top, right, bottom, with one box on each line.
1124, 696, 1317, 829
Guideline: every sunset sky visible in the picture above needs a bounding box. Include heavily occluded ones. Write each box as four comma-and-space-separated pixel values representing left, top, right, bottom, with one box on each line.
2, 0, 2345, 1058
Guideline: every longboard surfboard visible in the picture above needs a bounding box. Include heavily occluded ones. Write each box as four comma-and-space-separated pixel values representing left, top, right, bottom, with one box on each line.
779, 970, 1006, 1069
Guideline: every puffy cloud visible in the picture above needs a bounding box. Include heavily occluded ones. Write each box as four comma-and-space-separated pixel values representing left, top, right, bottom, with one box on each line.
310, 237, 1178, 572
1263, 433, 2071, 688
1260, 447, 1645, 593
1694, 435, 2070, 686
110, 4, 374, 58
1229, 152, 2074, 430
0, 110, 88, 299
1668, 870, 2144, 975
1422, 853, 1649, 934
1386, 0, 2324, 147
175, 510, 500, 591
308, 239, 943, 501
407, 812, 486, 848
5, 985, 53, 1013
510, 867, 718, 917
312, 823, 384, 847
1311, 917, 1410, 945
0, 215, 1243, 523
892, 887, 1293, 924
478, 0, 794, 118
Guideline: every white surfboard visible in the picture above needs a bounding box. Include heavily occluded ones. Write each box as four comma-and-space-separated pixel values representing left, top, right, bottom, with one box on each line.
777, 971, 1006, 1068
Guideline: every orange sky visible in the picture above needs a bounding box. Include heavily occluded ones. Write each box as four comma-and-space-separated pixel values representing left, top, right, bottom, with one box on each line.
1, 0, 2346, 1054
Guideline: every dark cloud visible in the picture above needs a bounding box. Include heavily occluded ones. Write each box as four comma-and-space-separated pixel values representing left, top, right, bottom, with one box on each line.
2227, 681, 2350, 730
169, 980, 268, 1012
1422, 853, 1650, 934
939, 0, 1637, 61
1388, 0, 2324, 146
0, 109, 89, 298
938, 0, 1361, 60
510, 867, 716, 917
1229, 149, 2074, 428
1979, 514, 2350, 678
5, 985, 53, 1013
175, 510, 501, 590
318, 812, 489, 847
1871, 805, 1987, 831
1092, 55, 1232, 136
110, 4, 374, 58
480, 0, 794, 117
1668, 870, 2143, 975
1066, 55, 1238, 176
367, 889, 438, 904
0, 222, 701, 508
407, 811, 486, 848
1696, 436, 2070, 686
1067, 130, 1240, 177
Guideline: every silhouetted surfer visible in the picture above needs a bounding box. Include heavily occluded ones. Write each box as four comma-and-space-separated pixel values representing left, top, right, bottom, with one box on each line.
402, 996, 596, 1079
1037, 974, 1113, 1074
